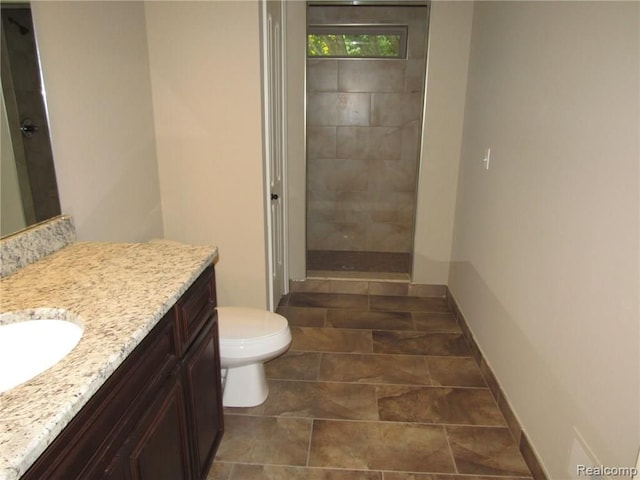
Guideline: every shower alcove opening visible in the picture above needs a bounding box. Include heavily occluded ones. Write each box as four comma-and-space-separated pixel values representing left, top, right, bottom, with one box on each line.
305, 2, 429, 281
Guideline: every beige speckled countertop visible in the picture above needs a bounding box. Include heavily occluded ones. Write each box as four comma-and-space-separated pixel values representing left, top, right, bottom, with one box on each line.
0, 241, 218, 480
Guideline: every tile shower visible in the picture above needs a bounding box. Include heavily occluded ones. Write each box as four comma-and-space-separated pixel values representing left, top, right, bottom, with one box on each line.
306, 4, 429, 279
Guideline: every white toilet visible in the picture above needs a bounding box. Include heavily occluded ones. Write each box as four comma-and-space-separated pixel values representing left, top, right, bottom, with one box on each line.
216, 307, 291, 407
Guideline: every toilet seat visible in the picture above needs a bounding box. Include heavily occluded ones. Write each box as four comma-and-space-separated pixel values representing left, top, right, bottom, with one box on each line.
217, 307, 288, 343
217, 307, 291, 362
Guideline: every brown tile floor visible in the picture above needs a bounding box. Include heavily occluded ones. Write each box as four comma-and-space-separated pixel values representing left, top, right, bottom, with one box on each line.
209, 292, 533, 480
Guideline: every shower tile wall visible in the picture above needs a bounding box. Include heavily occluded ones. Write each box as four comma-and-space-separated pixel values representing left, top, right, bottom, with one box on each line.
306, 5, 428, 254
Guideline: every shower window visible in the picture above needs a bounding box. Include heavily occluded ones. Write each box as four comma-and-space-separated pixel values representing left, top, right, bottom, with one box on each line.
307, 25, 407, 59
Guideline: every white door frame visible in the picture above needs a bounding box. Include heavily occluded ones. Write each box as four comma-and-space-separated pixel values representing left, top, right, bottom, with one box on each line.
261, 0, 289, 311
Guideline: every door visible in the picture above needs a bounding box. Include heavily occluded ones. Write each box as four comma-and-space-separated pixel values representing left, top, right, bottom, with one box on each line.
262, 0, 287, 311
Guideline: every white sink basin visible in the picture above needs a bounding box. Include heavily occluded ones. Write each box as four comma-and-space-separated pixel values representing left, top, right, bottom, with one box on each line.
0, 310, 83, 393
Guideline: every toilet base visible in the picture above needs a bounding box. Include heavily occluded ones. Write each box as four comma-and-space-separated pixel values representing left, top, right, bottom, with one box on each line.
222, 363, 269, 407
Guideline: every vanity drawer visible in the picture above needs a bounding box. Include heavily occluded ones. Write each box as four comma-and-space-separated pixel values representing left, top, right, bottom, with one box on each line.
175, 265, 216, 355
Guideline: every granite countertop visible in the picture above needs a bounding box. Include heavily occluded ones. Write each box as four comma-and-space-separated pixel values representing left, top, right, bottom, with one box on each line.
0, 241, 218, 480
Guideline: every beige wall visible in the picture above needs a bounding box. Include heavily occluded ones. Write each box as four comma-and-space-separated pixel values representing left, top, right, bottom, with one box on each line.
32, 0, 269, 307
31, 1, 163, 242
449, 1, 639, 476
412, 1, 473, 285
144, 1, 268, 308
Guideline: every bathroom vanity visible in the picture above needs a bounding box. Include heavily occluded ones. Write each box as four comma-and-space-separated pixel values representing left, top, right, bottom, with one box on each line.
0, 221, 223, 480
22, 265, 223, 480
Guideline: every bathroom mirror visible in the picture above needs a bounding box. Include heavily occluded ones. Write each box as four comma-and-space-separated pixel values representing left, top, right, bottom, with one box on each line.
1, 2, 61, 238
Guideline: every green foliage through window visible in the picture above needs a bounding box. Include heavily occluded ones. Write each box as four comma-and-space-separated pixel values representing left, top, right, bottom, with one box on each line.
307, 26, 407, 59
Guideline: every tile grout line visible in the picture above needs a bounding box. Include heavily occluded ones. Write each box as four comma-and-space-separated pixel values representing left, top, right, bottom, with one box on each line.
224, 411, 516, 430
422, 355, 434, 386
267, 377, 491, 391
316, 352, 323, 382
442, 424, 460, 475
305, 418, 315, 468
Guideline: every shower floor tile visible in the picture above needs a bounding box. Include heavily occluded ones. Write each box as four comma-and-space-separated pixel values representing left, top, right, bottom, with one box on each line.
307, 250, 412, 280
209, 291, 533, 479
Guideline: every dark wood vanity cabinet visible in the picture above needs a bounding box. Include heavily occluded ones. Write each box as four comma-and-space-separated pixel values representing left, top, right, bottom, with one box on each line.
22, 265, 224, 480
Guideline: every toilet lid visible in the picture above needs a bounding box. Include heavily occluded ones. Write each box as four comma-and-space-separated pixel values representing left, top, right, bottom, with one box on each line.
217, 307, 289, 340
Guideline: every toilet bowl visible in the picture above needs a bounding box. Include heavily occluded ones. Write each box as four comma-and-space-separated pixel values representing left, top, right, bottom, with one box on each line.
217, 307, 291, 407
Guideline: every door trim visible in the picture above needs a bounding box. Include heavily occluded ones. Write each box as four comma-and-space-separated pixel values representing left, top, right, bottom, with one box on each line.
261, 0, 289, 311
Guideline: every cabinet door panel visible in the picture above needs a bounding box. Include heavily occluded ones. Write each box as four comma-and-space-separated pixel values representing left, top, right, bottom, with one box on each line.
128, 370, 192, 480
101, 453, 128, 480
183, 314, 224, 478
